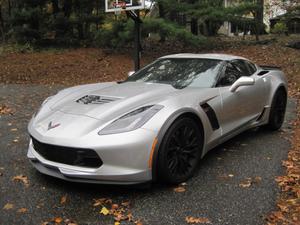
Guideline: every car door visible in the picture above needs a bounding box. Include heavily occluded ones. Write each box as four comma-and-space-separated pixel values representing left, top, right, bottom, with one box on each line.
217, 60, 266, 136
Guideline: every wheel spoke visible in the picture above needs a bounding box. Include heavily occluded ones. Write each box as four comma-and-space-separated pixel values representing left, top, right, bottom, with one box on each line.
165, 123, 201, 176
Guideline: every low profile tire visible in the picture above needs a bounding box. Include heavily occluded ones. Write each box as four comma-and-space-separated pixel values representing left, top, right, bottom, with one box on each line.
267, 89, 287, 131
157, 117, 203, 184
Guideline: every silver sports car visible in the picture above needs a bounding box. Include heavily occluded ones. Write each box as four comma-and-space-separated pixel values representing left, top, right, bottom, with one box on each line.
27, 54, 288, 184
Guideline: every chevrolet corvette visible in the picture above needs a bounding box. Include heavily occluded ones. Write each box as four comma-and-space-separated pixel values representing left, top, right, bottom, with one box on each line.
27, 54, 288, 184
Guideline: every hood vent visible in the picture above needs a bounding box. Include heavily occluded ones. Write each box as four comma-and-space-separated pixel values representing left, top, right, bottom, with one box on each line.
76, 95, 120, 105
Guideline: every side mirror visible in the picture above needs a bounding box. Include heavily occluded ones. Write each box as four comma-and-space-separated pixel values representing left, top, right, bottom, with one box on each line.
229, 76, 255, 92
128, 71, 135, 77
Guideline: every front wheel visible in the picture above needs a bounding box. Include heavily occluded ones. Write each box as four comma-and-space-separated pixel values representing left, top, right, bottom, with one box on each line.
157, 117, 203, 184
266, 89, 287, 131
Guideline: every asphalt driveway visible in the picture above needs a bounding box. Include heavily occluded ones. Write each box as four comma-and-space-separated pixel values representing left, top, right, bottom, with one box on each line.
0, 84, 297, 225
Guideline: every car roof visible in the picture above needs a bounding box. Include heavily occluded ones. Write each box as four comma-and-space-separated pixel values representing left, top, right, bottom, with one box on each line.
160, 53, 249, 61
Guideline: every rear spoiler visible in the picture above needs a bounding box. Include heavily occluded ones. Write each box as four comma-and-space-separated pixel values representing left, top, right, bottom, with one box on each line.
259, 65, 281, 70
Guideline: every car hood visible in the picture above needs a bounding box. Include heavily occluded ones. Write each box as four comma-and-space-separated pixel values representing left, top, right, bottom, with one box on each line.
49, 81, 177, 122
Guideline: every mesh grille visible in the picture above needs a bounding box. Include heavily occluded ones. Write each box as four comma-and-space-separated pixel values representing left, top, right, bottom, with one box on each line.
31, 137, 102, 168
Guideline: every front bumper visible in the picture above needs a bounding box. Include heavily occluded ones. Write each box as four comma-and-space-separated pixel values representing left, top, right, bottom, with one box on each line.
27, 128, 157, 185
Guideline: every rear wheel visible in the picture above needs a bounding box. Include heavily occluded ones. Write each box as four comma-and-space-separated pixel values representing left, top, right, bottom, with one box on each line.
267, 89, 287, 130
157, 117, 203, 184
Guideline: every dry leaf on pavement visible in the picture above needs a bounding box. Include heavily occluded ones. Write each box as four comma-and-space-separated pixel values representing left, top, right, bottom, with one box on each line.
121, 201, 130, 207
174, 186, 186, 193
186, 216, 211, 224
0, 105, 13, 115
3, 203, 14, 210
100, 206, 110, 215
135, 220, 143, 225
60, 195, 67, 205
239, 179, 252, 188
12, 175, 29, 187
17, 208, 28, 213
111, 204, 119, 210
54, 217, 63, 223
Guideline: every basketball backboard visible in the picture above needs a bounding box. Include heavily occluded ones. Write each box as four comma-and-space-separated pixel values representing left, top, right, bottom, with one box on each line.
105, 0, 145, 12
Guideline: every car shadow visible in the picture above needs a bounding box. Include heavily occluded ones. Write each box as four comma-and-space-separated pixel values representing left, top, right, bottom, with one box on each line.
32, 125, 285, 197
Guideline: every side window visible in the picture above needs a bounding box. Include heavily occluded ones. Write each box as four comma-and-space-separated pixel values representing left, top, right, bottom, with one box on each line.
245, 61, 257, 75
231, 60, 251, 76
218, 63, 242, 87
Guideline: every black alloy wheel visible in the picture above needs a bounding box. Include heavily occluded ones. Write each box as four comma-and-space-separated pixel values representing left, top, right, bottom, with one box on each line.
267, 89, 287, 130
158, 117, 203, 184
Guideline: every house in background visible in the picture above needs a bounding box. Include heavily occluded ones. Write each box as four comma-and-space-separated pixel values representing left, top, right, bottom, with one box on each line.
270, 14, 300, 33
218, 0, 287, 36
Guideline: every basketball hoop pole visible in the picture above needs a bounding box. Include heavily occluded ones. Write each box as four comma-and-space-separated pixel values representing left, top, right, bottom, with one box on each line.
126, 10, 142, 71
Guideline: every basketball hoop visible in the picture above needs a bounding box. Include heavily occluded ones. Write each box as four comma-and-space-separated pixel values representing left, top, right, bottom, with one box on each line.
105, 0, 145, 12
113, 1, 126, 9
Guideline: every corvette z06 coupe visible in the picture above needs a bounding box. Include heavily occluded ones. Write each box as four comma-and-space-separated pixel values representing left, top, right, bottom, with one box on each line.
27, 54, 288, 185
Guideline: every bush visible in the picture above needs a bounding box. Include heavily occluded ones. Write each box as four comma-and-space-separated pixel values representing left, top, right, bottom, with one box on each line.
94, 18, 206, 49
271, 22, 288, 35
9, 7, 44, 44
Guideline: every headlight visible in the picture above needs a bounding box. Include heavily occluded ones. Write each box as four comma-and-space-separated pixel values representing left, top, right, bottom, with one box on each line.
34, 96, 53, 117
98, 105, 164, 135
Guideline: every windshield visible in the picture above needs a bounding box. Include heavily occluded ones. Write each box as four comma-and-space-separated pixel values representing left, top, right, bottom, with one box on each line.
126, 58, 223, 89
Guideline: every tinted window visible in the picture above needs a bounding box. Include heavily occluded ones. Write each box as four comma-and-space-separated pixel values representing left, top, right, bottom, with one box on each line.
126, 58, 223, 89
217, 63, 242, 87
245, 61, 257, 75
231, 60, 251, 76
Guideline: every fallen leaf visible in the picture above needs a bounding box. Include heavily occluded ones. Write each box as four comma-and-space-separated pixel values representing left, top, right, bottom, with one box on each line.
121, 201, 130, 207
3, 203, 14, 210
17, 208, 28, 213
253, 176, 262, 184
64, 219, 78, 225
100, 206, 110, 216
174, 186, 186, 193
239, 181, 251, 188
135, 220, 143, 225
12, 175, 29, 187
186, 216, 211, 224
60, 195, 67, 205
54, 217, 63, 223
111, 204, 119, 210
0, 105, 13, 115
114, 222, 120, 225
127, 212, 133, 222
93, 198, 108, 207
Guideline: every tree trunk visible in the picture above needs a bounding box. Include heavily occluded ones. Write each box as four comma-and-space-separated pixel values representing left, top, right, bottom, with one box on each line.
52, 0, 59, 14
158, 2, 166, 42
191, 18, 198, 35
0, 3, 4, 42
254, 0, 264, 41
63, 0, 72, 17
8, 0, 11, 17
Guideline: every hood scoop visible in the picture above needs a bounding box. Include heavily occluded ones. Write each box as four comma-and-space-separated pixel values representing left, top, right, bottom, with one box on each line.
76, 95, 121, 105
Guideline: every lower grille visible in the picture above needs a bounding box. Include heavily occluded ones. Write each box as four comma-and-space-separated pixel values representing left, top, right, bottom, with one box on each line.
31, 137, 102, 168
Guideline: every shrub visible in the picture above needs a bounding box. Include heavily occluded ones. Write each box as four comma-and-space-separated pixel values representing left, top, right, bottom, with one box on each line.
271, 22, 288, 35
94, 18, 206, 49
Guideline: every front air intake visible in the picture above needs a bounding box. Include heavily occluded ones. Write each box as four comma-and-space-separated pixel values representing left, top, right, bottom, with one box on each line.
31, 137, 103, 168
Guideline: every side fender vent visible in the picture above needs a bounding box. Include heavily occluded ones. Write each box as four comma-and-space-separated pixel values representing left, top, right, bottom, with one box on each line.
257, 71, 269, 76
201, 103, 220, 130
